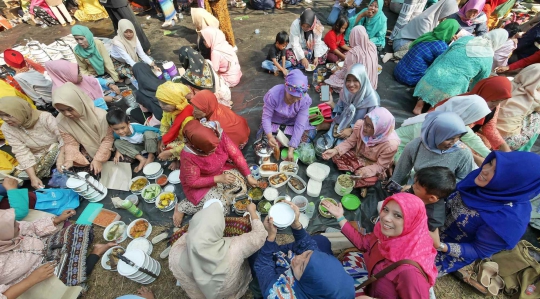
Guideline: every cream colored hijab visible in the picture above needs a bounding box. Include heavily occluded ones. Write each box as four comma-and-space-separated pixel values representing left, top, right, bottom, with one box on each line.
52, 82, 109, 157
0, 96, 42, 129
179, 202, 231, 299
0, 209, 21, 253
112, 19, 138, 62
191, 8, 219, 33
497, 64, 540, 137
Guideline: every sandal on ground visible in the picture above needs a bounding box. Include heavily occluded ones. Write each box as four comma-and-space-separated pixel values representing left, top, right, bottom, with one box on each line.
476, 261, 498, 287
453, 268, 488, 295
487, 275, 504, 296
160, 245, 171, 259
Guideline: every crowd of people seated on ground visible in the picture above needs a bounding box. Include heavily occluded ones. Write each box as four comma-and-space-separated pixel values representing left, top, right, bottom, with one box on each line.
1, 0, 540, 298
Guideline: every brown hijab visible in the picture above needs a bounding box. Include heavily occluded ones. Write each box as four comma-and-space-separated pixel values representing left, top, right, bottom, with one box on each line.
0, 209, 21, 253
0, 96, 42, 129
183, 120, 221, 155
52, 83, 109, 157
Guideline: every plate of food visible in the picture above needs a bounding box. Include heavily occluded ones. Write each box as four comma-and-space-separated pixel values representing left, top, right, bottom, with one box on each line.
141, 184, 162, 203
127, 219, 152, 239
319, 197, 338, 218
288, 175, 307, 194
233, 197, 251, 214
259, 163, 278, 177
279, 161, 298, 175
257, 178, 269, 190
103, 221, 127, 243
101, 246, 125, 271
156, 192, 177, 212
257, 200, 273, 215
248, 187, 264, 201
130, 176, 148, 194
269, 173, 290, 188
306, 64, 316, 72
93, 209, 120, 228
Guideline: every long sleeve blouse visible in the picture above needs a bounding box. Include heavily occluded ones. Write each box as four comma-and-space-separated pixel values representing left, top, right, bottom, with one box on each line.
60, 127, 114, 165
74, 38, 119, 82
209, 51, 242, 87
0, 217, 58, 299
169, 219, 267, 299
394, 40, 448, 86
286, 18, 329, 60
341, 222, 431, 298
508, 49, 540, 71
1, 112, 63, 170
180, 132, 251, 205
261, 84, 312, 148
335, 119, 399, 178
447, 13, 488, 36
254, 227, 319, 296
392, 137, 473, 185
110, 39, 153, 67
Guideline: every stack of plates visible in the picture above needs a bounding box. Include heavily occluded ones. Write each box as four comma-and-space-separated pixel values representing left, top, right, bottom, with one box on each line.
66, 171, 107, 202
117, 249, 161, 284
269, 202, 295, 230
143, 162, 163, 179
168, 170, 180, 184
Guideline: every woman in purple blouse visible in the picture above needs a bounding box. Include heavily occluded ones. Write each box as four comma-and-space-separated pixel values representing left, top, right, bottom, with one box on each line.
259, 70, 316, 161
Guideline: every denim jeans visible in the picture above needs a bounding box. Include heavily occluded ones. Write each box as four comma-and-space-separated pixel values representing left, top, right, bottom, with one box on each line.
261, 60, 292, 72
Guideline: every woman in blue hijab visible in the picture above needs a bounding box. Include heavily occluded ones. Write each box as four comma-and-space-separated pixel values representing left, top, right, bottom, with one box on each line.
436, 151, 540, 276
252, 202, 355, 299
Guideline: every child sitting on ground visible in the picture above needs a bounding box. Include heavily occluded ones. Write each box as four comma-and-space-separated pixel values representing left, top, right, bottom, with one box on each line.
409, 166, 456, 248
261, 31, 291, 77
106, 108, 160, 172
324, 15, 351, 63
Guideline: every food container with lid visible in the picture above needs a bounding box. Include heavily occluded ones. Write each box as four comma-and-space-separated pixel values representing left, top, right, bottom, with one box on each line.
288, 174, 307, 194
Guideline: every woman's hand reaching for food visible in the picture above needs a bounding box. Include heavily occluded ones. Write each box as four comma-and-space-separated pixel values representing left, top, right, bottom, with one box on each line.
322, 201, 344, 219
215, 173, 235, 184
263, 216, 278, 241
322, 148, 338, 160
90, 160, 102, 175
247, 175, 258, 187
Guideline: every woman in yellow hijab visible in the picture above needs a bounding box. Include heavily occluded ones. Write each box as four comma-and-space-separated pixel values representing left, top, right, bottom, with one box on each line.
156, 81, 194, 170
0, 80, 35, 140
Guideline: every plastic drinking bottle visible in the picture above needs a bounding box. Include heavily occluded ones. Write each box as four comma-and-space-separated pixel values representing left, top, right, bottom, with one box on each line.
163, 72, 171, 81
305, 202, 315, 218
121, 199, 143, 217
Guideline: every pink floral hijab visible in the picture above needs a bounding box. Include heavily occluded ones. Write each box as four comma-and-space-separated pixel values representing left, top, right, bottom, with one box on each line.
0, 209, 21, 253
373, 193, 438, 286
458, 0, 486, 26
360, 107, 400, 147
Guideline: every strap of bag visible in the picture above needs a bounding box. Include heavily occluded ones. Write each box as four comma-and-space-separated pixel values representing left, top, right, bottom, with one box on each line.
355, 259, 429, 291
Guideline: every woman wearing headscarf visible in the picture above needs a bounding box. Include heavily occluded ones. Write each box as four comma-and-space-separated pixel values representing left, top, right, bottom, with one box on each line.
0, 208, 115, 299
260, 70, 315, 162
432, 76, 513, 152
448, 0, 488, 36
392, 111, 473, 185
203, 0, 236, 48
132, 62, 165, 121
71, 25, 120, 83
200, 27, 242, 88
174, 120, 258, 226
178, 46, 232, 107
413, 29, 508, 115
191, 8, 219, 59
322, 107, 400, 188
390, 0, 459, 57
170, 200, 267, 298
191, 90, 249, 148
345, 0, 387, 48
395, 95, 492, 167
155, 82, 194, 170
286, 9, 329, 69
324, 63, 380, 144
3, 49, 53, 109
323, 193, 438, 298
45, 59, 118, 111
394, 19, 461, 86
325, 26, 378, 92
436, 151, 540, 277
253, 201, 355, 299
110, 19, 156, 77
0, 80, 36, 140
497, 64, 540, 151
0, 97, 62, 189
53, 83, 114, 175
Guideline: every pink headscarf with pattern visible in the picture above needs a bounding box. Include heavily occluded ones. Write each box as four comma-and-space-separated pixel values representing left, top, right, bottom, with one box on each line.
458, 0, 486, 26
348, 26, 379, 89
360, 107, 400, 147
373, 193, 438, 286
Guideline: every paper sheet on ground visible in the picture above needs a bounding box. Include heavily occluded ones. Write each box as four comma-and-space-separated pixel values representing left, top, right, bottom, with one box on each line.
100, 162, 132, 191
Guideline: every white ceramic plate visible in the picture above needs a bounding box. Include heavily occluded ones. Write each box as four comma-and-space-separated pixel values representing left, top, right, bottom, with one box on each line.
143, 162, 162, 177
127, 237, 153, 255
101, 246, 125, 271
127, 219, 152, 239
306, 64, 316, 71
263, 187, 279, 201
168, 170, 181, 183
130, 176, 149, 194
103, 221, 127, 243
269, 202, 295, 227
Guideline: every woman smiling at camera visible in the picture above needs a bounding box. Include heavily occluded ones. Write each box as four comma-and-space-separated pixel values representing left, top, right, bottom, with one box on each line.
323, 192, 438, 298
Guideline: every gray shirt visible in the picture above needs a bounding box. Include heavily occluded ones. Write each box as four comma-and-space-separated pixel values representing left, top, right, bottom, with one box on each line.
391, 137, 473, 185
448, 13, 488, 37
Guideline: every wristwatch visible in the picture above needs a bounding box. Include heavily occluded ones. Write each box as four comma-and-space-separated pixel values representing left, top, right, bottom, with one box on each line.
437, 243, 446, 252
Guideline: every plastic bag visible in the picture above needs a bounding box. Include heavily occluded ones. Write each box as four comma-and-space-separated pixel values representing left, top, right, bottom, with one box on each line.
298, 142, 316, 165
47, 169, 68, 189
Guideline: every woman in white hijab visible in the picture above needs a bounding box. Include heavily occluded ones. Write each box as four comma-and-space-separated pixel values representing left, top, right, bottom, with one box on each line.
394, 95, 492, 166
110, 19, 156, 69
169, 199, 267, 299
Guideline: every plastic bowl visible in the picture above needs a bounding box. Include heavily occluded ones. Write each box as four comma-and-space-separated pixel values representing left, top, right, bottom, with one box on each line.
292, 196, 308, 212
155, 174, 168, 187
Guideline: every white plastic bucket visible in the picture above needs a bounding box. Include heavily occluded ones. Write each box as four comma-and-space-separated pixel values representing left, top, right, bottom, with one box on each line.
334, 174, 353, 196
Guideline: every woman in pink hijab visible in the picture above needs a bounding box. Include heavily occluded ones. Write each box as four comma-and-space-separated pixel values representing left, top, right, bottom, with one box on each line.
447, 0, 488, 36
200, 27, 242, 87
45, 60, 120, 108
325, 26, 379, 93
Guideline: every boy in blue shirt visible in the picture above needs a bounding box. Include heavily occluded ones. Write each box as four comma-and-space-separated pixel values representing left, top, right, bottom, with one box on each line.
106, 109, 160, 172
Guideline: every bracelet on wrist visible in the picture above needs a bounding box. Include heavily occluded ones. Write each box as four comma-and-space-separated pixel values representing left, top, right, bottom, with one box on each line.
336, 216, 346, 222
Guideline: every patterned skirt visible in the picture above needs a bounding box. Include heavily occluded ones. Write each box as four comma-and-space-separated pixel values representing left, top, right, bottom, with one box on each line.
45, 224, 94, 291
285, 49, 328, 67
177, 168, 247, 215
504, 112, 540, 151
14, 143, 61, 179
332, 150, 380, 188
